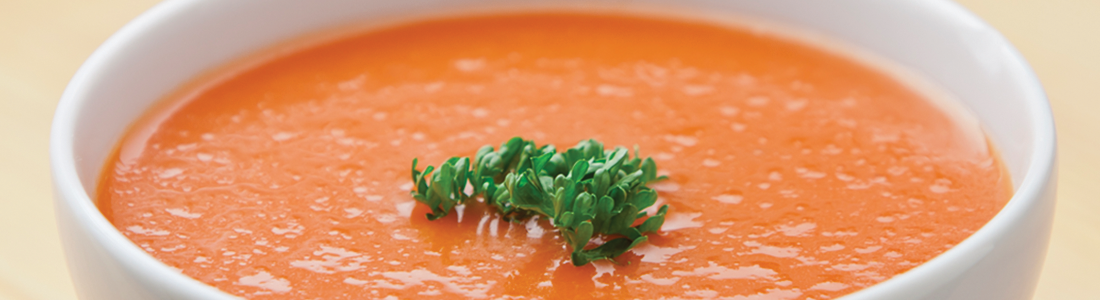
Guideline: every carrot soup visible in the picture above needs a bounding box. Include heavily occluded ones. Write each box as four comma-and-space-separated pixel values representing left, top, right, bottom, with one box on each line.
96, 13, 1012, 299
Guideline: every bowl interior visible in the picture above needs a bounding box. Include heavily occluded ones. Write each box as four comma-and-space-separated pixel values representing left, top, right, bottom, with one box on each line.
52, 0, 1053, 298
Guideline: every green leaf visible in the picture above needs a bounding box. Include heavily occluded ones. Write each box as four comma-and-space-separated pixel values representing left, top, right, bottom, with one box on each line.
533, 152, 554, 175
507, 171, 552, 216
454, 157, 470, 198
411, 158, 422, 183
641, 157, 658, 182
629, 189, 658, 212
573, 221, 594, 251
604, 148, 629, 173
638, 204, 669, 234
592, 195, 614, 233
559, 212, 575, 229
569, 160, 589, 181
591, 169, 610, 198
572, 193, 596, 227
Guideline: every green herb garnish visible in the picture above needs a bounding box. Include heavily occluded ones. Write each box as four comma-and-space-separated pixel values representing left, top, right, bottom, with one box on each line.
410, 137, 669, 266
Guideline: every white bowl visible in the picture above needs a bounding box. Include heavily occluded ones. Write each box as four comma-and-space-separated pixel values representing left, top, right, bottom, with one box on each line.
50, 0, 1056, 299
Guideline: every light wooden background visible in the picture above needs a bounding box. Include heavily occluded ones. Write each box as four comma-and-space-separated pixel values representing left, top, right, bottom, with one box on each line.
1, 0, 1095, 299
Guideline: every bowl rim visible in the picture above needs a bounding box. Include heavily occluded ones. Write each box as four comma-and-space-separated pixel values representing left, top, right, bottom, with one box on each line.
49, 0, 1056, 298
50, 0, 246, 297
843, 2, 1056, 298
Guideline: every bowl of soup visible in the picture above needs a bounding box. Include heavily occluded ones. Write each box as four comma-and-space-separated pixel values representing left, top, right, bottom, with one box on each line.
50, 0, 1056, 299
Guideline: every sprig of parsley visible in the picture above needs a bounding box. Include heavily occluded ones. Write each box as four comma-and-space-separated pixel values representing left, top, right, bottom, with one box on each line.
410, 137, 669, 266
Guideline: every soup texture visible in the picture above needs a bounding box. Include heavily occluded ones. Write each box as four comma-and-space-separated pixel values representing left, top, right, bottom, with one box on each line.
97, 13, 1011, 299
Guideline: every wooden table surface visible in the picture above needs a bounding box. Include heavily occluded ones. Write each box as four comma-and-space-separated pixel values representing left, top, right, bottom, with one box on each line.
1, 0, 1096, 299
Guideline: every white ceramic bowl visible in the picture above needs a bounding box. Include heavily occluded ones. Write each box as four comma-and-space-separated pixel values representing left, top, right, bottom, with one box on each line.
50, 0, 1056, 299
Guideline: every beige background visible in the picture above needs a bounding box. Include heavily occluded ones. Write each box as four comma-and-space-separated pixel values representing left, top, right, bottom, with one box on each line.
0, 0, 1096, 299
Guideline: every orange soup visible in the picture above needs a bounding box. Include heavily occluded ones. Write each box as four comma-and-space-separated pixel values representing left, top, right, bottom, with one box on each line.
97, 13, 1011, 299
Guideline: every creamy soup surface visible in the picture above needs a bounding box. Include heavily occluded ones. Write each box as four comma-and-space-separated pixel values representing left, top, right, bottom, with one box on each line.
98, 13, 1011, 299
